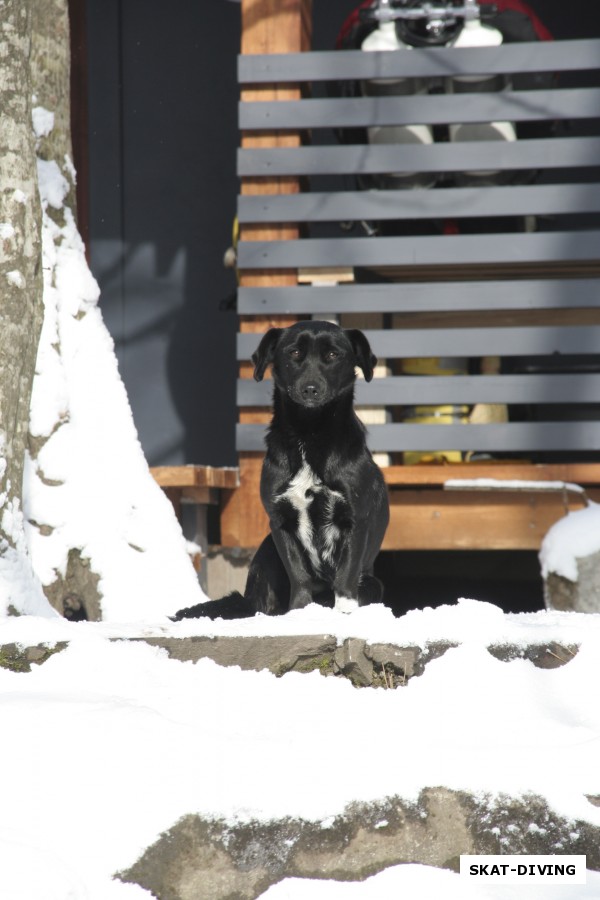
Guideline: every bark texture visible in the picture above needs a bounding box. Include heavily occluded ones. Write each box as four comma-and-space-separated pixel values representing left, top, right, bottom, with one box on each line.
0, 1, 44, 540
30, 0, 77, 206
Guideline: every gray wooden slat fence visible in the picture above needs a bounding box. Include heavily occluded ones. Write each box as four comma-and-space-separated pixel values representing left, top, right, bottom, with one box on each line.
237, 422, 600, 453
238, 280, 600, 314
238, 326, 600, 360
240, 89, 600, 131
238, 373, 600, 407
238, 137, 600, 177
236, 37, 600, 458
238, 184, 600, 224
237, 232, 600, 270
238, 39, 600, 82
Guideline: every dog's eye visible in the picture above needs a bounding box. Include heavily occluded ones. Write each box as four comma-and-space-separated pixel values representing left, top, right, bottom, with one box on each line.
325, 350, 339, 361
289, 348, 301, 359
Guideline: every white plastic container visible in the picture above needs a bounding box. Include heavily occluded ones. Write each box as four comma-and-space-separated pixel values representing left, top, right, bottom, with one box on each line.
447, 19, 517, 182
361, 22, 435, 188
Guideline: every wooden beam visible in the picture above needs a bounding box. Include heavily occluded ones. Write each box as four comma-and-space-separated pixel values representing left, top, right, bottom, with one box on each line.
200, 481, 600, 551
224, 0, 312, 548
240, 0, 311, 57
220, 453, 268, 549
383, 488, 600, 551
239, 0, 311, 253
151, 466, 240, 490
180, 488, 219, 506
382, 463, 600, 487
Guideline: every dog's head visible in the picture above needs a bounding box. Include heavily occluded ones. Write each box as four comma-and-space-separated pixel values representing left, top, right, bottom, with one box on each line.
252, 320, 377, 408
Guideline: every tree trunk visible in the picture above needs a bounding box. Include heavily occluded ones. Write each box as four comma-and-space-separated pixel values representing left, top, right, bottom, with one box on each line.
0, 1, 44, 543
30, 0, 74, 178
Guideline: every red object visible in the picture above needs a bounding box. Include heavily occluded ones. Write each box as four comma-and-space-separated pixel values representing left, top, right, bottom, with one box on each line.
336, 0, 553, 49
336, 1, 378, 48
443, 220, 460, 235
479, 0, 553, 41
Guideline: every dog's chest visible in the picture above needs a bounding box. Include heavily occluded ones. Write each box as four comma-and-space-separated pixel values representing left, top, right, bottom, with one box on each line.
278, 459, 347, 570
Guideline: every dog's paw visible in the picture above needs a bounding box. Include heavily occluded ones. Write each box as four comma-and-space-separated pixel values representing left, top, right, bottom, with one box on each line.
334, 595, 359, 614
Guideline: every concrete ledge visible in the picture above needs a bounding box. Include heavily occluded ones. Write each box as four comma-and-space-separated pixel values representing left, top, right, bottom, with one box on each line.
132, 635, 462, 686
119, 788, 600, 900
0, 636, 579, 686
130, 635, 578, 686
0, 642, 68, 672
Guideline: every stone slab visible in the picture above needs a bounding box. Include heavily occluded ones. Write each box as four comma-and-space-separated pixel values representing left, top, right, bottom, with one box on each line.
119, 788, 600, 900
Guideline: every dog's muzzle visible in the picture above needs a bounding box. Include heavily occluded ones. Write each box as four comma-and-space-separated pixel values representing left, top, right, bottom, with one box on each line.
296, 381, 327, 407
301, 383, 319, 400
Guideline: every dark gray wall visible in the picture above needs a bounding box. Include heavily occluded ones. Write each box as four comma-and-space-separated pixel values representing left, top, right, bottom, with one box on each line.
87, 0, 240, 466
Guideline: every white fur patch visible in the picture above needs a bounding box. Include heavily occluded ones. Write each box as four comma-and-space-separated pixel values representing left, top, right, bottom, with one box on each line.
279, 455, 344, 572
280, 459, 321, 570
335, 595, 359, 614
322, 521, 340, 564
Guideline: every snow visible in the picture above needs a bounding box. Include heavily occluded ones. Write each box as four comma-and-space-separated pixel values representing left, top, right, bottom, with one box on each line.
0, 222, 16, 240
15, 123, 206, 622
540, 501, 600, 582
1, 603, 600, 898
31, 105, 55, 139
445, 478, 586, 495
12, 188, 27, 205
260, 865, 600, 900
0, 85, 599, 900
6, 269, 26, 288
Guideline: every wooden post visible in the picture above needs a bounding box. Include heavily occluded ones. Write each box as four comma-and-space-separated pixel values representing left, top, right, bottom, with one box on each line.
220, 0, 313, 548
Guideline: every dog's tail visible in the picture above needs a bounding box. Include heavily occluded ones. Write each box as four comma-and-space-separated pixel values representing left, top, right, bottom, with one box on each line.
170, 591, 254, 622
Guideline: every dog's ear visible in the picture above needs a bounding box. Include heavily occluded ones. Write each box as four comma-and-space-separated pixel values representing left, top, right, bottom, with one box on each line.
252, 328, 282, 382
345, 329, 377, 382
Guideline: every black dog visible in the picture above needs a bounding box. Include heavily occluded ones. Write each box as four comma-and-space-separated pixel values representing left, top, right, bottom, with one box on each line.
172, 321, 389, 620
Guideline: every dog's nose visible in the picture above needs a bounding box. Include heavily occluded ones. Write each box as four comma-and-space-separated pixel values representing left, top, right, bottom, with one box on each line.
301, 384, 319, 400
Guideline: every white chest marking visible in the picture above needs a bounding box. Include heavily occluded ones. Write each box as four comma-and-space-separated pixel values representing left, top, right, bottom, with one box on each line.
279, 458, 344, 571
282, 461, 320, 566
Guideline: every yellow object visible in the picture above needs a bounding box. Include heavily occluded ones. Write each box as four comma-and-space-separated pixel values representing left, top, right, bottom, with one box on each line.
402, 357, 467, 376
401, 357, 470, 463
403, 405, 469, 464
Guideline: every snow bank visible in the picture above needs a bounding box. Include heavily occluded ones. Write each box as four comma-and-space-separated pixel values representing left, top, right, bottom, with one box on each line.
260, 865, 600, 900
1, 600, 600, 898
19, 115, 205, 622
0, 441, 59, 618
539, 501, 600, 582
167, 594, 600, 650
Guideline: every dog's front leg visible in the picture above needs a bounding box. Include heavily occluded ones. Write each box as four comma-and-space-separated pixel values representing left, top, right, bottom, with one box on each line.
269, 528, 315, 610
333, 567, 360, 613
332, 553, 363, 614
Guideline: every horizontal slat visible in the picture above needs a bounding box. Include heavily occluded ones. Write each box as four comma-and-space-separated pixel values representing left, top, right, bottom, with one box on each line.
237, 374, 600, 407
239, 88, 600, 130
238, 136, 600, 177
238, 279, 600, 315
238, 183, 600, 224
237, 230, 600, 270
383, 462, 600, 486
150, 465, 240, 489
237, 325, 600, 359
237, 422, 600, 453
238, 40, 600, 83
